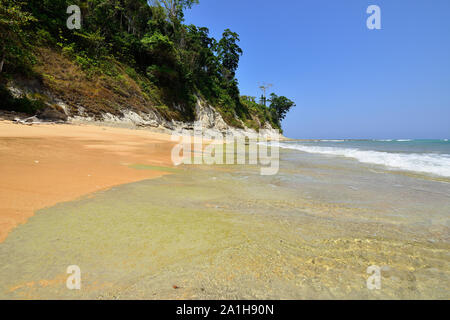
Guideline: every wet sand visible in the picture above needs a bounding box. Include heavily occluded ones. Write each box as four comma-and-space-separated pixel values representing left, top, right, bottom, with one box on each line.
0, 121, 176, 243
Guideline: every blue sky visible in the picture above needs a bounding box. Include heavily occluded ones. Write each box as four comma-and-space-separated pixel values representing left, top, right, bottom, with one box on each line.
184, 0, 450, 139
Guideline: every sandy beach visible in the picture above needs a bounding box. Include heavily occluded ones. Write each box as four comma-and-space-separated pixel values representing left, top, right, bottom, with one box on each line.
0, 121, 176, 243
0, 120, 448, 300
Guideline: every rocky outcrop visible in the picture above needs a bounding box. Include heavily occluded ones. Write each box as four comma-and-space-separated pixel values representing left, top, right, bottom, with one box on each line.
195, 99, 228, 131
6, 82, 282, 139
36, 105, 68, 121
69, 99, 281, 139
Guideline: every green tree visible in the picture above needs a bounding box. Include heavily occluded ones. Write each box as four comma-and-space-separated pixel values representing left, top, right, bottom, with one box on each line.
217, 29, 243, 81
269, 93, 296, 121
0, 0, 295, 127
183, 25, 219, 78
0, 0, 36, 73
153, 0, 198, 22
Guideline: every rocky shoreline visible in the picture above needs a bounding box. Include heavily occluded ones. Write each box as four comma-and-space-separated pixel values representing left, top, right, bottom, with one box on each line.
3, 81, 284, 140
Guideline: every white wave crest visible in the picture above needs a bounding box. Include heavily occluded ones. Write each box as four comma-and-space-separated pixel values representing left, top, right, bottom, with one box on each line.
279, 143, 450, 177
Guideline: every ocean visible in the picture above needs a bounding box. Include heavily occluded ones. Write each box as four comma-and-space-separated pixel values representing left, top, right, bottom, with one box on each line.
278, 139, 450, 178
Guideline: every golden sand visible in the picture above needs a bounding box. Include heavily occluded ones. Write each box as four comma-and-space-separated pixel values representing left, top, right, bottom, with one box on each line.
0, 121, 176, 243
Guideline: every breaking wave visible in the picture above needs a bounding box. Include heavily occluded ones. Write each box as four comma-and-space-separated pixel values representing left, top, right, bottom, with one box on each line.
278, 143, 450, 177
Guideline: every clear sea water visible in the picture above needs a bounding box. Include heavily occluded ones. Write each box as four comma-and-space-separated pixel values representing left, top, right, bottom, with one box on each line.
1, 141, 449, 299
279, 139, 450, 177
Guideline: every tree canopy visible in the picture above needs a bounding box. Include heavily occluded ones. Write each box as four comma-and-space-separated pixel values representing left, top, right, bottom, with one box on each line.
153, 0, 199, 22
0, 0, 36, 73
269, 93, 296, 121
0, 0, 295, 130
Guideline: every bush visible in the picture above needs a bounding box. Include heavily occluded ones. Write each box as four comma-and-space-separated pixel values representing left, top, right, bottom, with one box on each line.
0, 84, 46, 114
240, 95, 281, 131
36, 29, 54, 45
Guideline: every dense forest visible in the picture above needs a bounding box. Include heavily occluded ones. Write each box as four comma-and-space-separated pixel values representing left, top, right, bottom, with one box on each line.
0, 0, 295, 131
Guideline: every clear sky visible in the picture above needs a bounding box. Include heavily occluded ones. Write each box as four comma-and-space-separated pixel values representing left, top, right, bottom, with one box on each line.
184, 0, 450, 139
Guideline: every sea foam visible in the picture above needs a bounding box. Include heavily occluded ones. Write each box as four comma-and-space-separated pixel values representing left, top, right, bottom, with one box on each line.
278, 143, 450, 177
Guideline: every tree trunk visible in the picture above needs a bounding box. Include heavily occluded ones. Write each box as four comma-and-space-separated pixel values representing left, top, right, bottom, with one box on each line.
0, 52, 5, 73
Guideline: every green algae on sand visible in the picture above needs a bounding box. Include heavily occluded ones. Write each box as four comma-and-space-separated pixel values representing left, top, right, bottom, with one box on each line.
0, 157, 449, 300
129, 164, 180, 173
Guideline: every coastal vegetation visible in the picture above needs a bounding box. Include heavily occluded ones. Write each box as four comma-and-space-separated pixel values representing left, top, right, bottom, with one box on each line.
0, 0, 295, 131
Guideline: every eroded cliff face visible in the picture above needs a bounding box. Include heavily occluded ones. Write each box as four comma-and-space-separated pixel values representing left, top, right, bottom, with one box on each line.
6, 81, 282, 139
70, 98, 282, 139
3, 48, 282, 139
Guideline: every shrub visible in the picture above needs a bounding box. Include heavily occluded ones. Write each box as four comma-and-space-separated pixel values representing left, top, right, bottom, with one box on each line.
0, 84, 46, 114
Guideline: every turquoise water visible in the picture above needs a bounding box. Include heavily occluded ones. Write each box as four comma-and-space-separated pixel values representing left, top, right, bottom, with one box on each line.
279, 139, 450, 177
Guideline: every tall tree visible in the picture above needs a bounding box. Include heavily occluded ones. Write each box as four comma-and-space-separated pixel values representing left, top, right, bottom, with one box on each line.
269, 93, 296, 121
0, 0, 35, 73
152, 0, 198, 22
217, 29, 243, 81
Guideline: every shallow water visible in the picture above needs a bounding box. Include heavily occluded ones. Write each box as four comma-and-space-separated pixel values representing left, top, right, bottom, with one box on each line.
0, 148, 449, 299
